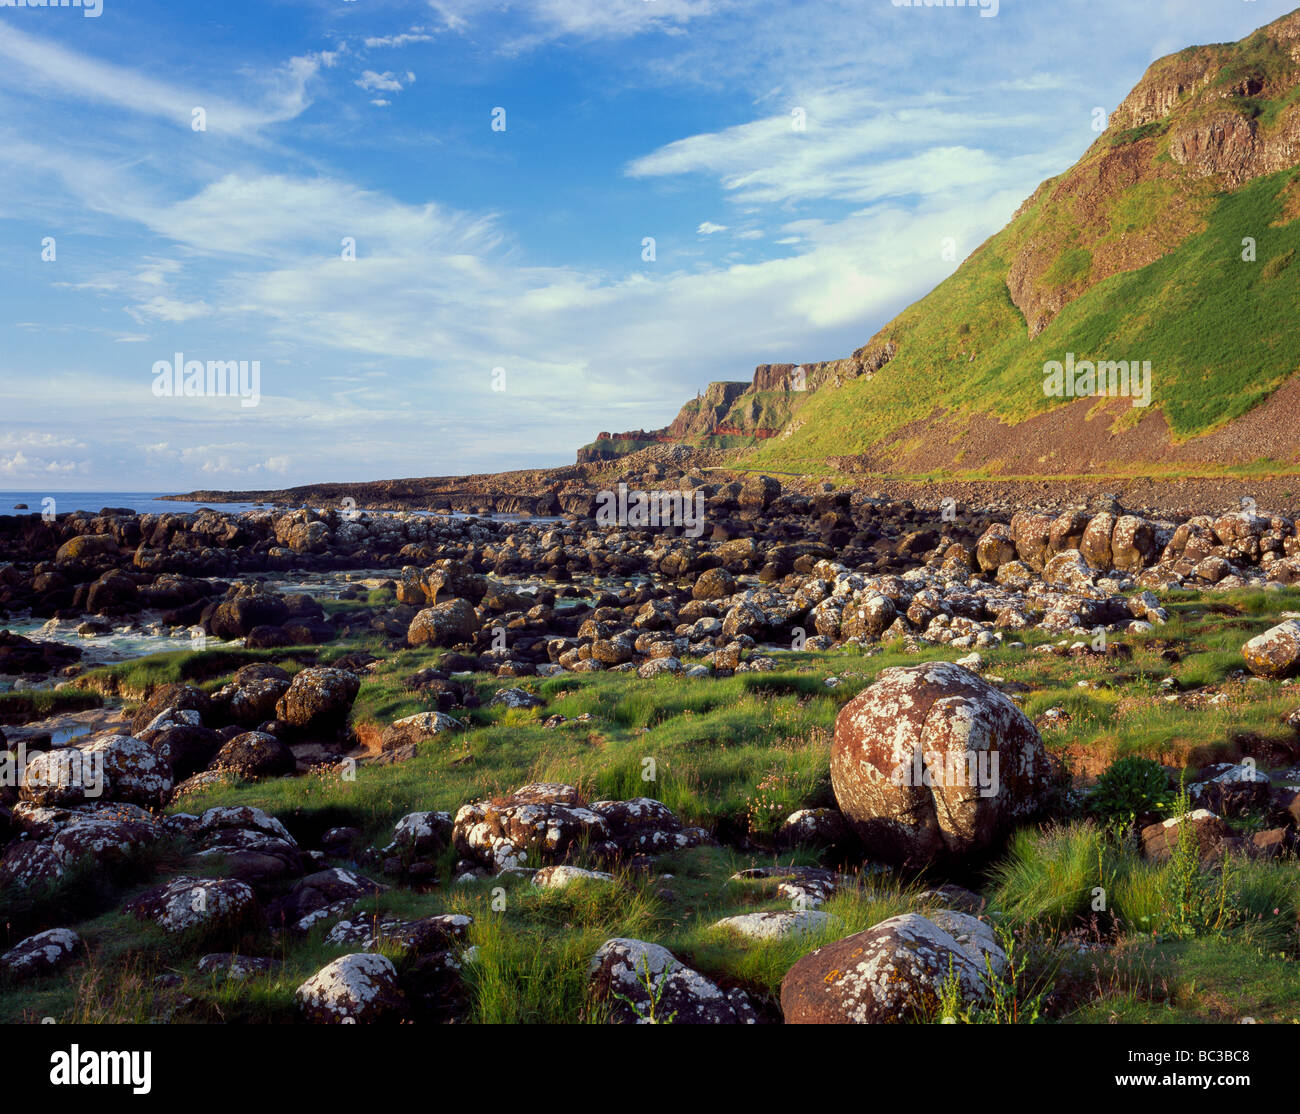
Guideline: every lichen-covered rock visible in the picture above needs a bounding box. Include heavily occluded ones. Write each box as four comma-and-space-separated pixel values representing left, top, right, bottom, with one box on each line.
209, 590, 290, 640
730, 865, 850, 909
324, 913, 473, 954
830, 661, 1052, 865
197, 953, 277, 981
421, 559, 488, 604
589, 938, 758, 1024
1009, 512, 1054, 572
266, 868, 385, 932
780, 911, 1005, 1024
841, 594, 897, 641
126, 877, 257, 933
0, 928, 81, 979
54, 533, 118, 563
1111, 515, 1158, 571
191, 805, 302, 882
588, 797, 711, 854
195, 804, 294, 843
1189, 762, 1270, 817
1044, 549, 1095, 589
453, 784, 615, 873
1241, 620, 1300, 680
19, 749, 100, 807
692, 567, 736, 601
210, 731, 295, 779
488, 687, 544, 710
407, 598, 478, 648
383, 810, 454, 858
637, 656, 683, 679
79, 734, 172, 806
216, 676, 291, 728
51, 816, 157, 867
0, 840, 64, 890
379, 712, 462, 752
532, 865, 614, 889
141, 721, 222, 782
1080, 512, 1116, 570
274, 667, 360, 736
975, 523, 1016, 573
296, 953, 405, 1024
713, 910, 833, 941
778, 808, 851, 850
130, 683, 213, 736
20, 734, 171, 808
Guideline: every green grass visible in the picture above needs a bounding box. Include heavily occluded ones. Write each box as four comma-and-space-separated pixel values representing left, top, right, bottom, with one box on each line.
75, 646, 321, 700
0, 688, 102, 725
4, 581, 1300, 1024
990, 821, 1300, 946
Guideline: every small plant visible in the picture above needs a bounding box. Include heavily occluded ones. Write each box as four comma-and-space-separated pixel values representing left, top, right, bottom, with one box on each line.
934, 925, 1053, 1024
1166, 774, 1233, 939
744, 768, 798, 839
609, 958, 678, 1025
1087, 755, 1174, 831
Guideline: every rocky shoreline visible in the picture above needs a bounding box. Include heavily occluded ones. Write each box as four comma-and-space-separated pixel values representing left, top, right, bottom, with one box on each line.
3, 468, 1300, 1024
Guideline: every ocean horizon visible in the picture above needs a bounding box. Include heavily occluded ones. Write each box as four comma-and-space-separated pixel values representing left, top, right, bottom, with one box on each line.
0, 491, 266, 517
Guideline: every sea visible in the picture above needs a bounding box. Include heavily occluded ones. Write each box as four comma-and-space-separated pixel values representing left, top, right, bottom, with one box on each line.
0, 491, 564, 523
0, 492, 265, 517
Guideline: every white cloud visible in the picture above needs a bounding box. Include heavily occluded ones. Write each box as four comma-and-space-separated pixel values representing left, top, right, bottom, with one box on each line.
628, 89, 1063, 205
697, 221, 728, 235
0, 451, 84, 477
0, 24, 327, 136
136, 174, 504, 259
365, 28, 438, 48
355, 70, 416, 94
429, 0, 728, 48
128, 297, 212, 324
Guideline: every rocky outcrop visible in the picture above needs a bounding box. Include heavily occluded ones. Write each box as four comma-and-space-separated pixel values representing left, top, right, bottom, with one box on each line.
588, 938, 758, 1024
781, 911, 1005, 1024
296, 953, 405, 1024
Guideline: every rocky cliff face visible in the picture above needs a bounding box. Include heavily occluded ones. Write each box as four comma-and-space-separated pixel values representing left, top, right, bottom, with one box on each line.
1006, 10, 1300, 337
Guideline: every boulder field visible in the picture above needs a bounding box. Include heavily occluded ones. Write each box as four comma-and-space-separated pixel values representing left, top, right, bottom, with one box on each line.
2, 479, 1299, 1024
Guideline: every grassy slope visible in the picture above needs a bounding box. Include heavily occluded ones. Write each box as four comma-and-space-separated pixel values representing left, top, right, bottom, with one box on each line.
745, 25, 1300, 476
749, 167, 1300, 475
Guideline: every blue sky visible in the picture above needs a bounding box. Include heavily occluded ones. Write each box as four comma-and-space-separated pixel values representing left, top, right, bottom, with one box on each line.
1, 0, 1294, 491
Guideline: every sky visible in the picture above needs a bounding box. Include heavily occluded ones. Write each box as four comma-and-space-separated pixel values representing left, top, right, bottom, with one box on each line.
1, 0, 1295, 491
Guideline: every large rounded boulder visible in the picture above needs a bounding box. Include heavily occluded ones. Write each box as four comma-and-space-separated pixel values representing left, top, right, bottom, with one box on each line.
1242, 620, 1300, 680
210, 731, 295, 779
407, 598, 478, 648
274, 667, 360, 736
296, 953, 405, 1024
209, 591, 290, 641
781, 911, 1005, 1024
830, 661, 1052, 865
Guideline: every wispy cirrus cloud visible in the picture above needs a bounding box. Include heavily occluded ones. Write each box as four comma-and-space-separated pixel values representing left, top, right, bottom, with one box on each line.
0, 23, 333, 136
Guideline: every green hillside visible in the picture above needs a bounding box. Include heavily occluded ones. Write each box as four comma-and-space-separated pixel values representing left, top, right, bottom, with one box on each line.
740, 15, 1300, 477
